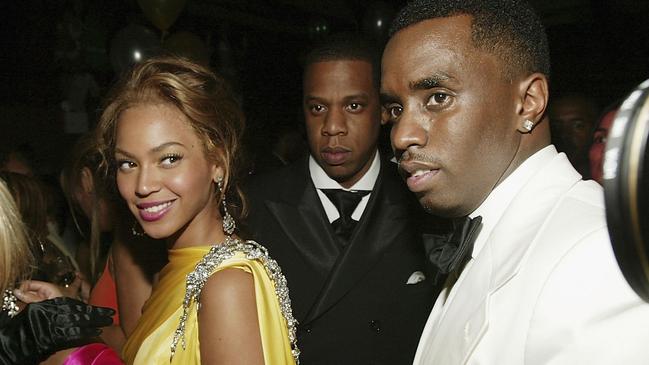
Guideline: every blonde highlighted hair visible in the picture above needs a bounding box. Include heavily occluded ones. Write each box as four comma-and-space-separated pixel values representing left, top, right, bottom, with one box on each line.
96, 56, 247, 222
0, 178, 33, 292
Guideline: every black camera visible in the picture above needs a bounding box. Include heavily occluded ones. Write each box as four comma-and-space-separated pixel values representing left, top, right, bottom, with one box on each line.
604, 79, 649, 301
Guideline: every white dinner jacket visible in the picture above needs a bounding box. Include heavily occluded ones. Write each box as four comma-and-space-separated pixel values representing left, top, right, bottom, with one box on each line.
414, 151, 649, 364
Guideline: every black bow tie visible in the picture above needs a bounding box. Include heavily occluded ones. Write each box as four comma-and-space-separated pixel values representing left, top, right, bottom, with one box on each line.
423, 216, 482, 280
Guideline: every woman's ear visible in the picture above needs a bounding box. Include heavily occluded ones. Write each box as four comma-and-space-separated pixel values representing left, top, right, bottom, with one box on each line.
212, 166, 225, 184
516, 72, 549, 125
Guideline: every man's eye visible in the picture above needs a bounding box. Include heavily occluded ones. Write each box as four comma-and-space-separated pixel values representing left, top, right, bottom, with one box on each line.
310, 104, 326, 114
346, 103, 363, 112
429, 93, 449, 105
572, 120, 586, 130
385, 104, 403, 120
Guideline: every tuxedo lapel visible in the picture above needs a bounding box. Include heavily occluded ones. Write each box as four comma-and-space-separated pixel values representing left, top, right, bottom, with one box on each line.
305, 160, 411, 323
261, 159, 340, 320
265, 185, 340, 276
422, 153, 582, 363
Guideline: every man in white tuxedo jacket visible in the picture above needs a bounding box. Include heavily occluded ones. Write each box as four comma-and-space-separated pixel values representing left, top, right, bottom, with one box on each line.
380, 0, 649, 364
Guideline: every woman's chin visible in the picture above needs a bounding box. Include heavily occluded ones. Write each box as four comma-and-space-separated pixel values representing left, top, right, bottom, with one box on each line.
137, 224, 170, 240
143, 230, 167, 240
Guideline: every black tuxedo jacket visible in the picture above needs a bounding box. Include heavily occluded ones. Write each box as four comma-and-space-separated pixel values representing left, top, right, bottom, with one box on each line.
244, 155, 435, 364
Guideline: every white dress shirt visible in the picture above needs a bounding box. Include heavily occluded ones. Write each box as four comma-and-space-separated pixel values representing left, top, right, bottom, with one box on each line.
309, 151, 380, 223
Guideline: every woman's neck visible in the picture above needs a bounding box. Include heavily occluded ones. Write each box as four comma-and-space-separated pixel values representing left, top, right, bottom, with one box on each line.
167, 216, 228, 249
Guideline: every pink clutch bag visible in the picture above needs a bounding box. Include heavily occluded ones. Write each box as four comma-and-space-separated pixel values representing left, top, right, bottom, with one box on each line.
63, 343, 123, 365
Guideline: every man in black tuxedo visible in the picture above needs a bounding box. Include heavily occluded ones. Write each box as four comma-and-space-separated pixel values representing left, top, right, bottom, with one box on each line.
245, 35, 435, 364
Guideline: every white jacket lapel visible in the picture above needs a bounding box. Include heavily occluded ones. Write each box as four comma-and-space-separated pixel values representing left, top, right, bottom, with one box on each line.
423, 153, 582, 363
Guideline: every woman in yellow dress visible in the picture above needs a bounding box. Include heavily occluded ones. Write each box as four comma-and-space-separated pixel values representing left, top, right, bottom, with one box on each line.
95, 56, 299, 364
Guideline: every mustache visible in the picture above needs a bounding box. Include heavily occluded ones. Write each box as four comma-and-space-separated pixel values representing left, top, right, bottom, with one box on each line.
396, 149, 440, 167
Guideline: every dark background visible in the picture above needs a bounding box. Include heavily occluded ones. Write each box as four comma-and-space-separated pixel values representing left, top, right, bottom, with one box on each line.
1, 0, 648, 175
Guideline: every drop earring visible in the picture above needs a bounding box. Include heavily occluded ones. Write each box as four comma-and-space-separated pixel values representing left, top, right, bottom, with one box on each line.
217, 177, 236, 235
131, 221, 145, 237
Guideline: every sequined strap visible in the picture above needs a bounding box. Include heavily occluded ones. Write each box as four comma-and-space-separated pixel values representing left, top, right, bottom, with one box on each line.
170, 237, 300, 363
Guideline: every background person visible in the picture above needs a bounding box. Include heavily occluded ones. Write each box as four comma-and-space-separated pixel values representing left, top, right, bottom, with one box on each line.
589, 103, 619, 185
245, 34, 434, 364
0, 178, 115, 365
548, 92, 600, 178
0, 171, 85, 299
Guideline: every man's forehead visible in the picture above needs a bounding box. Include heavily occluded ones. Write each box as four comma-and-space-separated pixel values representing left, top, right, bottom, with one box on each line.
382, 41, 468, 92
384, 18, 474, 66
304, 60, 377, 94
382, 18, 511, 90
386, 15, 473, 49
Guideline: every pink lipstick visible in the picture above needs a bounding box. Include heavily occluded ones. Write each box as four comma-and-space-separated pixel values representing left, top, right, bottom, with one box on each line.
136, 199, 175, 222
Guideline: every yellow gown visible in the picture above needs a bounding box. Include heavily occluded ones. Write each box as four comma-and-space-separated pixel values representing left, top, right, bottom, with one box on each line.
122, 238, 299, 364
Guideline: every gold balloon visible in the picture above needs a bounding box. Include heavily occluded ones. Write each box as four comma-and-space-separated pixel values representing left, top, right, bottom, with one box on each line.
137, 0, 188, 31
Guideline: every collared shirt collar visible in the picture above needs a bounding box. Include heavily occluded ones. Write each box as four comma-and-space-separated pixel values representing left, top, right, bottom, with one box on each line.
469, 145, 558, 258
309, 150, 380, 191
309, 150, 380, 222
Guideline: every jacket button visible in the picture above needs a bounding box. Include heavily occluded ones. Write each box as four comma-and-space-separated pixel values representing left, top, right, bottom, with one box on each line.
369, 320, 381, 333
302, 324, 312, 334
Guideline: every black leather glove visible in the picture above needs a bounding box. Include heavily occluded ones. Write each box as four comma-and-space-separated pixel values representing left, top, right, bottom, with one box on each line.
0, 297, 114, 365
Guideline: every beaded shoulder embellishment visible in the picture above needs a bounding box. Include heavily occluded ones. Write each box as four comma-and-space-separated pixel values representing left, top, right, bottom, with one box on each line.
170, 237, 300, 363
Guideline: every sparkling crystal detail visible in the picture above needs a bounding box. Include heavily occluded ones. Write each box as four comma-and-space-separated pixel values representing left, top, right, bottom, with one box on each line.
170, 237, 300, 363
2, 289, 19, 317
523, 119, 534, 132
222, 213, 236, 235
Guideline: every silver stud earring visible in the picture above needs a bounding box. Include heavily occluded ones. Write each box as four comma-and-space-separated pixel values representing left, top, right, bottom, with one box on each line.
522, 119, 534, 132
131, 221, 145, 237
217, 178, 236, 235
